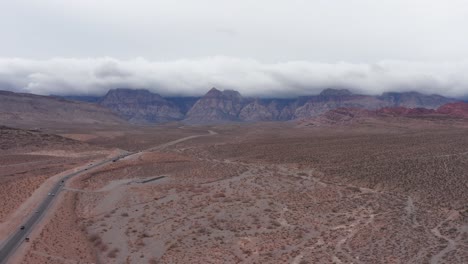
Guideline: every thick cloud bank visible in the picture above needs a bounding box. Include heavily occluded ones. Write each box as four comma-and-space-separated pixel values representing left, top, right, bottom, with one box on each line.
0, 57, 467, 98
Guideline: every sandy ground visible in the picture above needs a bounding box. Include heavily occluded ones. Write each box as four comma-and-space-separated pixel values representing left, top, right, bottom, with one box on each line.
59, 134, 99, 142
14, 191, 98, 264
0, 149, 123, 241
68, 155, 466, 263
7, 123, 468, 263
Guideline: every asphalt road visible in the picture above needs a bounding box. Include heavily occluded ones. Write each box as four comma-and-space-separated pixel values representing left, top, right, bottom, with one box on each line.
0, 152, 131, 264
0, 130, 215, 263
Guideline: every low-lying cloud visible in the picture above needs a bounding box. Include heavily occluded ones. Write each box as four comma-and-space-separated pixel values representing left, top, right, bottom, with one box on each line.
0, 56, 467, 98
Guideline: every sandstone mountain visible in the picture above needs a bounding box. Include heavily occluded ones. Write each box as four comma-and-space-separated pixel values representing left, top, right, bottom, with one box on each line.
375, 107, 437, 117
184, 88, 245, 123
436, 102, 468, 118
165, 96, 200, 115
379, 91, 454, 109
0, 90, 124, 128
300, 101, 468, 126
99, 89, 184, 123
62, 88, 459, 123
293, 89, 454, 119
235, 88, 455, 122
8, 87, 460, 125
239, 99, 297, 122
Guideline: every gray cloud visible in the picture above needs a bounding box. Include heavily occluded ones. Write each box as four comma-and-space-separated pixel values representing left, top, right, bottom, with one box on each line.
0, 57, 467, 98
2, 1, 468, 62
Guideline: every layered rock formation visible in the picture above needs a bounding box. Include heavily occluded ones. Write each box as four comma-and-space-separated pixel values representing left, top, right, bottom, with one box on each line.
184, 88, 245, 123
53, 87, 461, 124
379, 91, 454, 109
99, 89, 184, 123
4, 87, 461, 127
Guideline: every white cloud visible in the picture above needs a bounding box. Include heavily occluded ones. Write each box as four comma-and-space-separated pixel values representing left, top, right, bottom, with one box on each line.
0, 57, 467, 98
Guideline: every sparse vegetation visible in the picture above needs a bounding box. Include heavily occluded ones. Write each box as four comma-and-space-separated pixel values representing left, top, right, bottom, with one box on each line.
15, 122, 468, 263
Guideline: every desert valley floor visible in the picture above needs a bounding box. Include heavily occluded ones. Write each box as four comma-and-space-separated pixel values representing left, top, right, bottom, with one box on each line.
1, 119, 467, 264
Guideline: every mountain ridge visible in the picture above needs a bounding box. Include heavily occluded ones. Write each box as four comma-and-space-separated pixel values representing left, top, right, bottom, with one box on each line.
4, 88, 460, 124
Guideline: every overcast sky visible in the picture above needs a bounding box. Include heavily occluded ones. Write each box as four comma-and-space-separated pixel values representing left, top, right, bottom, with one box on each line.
1, 0, 467, 97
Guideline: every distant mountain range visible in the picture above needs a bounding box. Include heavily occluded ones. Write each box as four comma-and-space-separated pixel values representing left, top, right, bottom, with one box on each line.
1, 87, 466, 126
61, 87, 458, 123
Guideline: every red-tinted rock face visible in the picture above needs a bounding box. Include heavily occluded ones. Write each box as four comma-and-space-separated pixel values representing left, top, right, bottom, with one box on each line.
300, 101, 468, 127
436, 102, 468, 118
298, 107, 377, 126
294, 90, 456, 119
376, 107, 436, 116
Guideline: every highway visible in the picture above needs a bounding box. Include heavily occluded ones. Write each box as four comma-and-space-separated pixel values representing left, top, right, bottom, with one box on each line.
0, 152, 131, 264
0, 130, 216, 263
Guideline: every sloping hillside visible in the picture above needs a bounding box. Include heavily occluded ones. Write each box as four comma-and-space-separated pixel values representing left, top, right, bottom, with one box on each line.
0, 90, 124, 127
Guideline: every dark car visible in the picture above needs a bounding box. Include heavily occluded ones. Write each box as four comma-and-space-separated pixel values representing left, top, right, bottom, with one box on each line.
20, 226, 25, 230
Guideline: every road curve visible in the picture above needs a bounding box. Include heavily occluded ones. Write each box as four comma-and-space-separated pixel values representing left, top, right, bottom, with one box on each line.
0, 151, 131, 264
0, 129, 216, 263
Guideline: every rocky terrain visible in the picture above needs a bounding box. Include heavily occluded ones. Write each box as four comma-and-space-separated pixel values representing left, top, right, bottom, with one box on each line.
1, 88, 466, 264
13, 120, 468, 264
57, 87, 458, 124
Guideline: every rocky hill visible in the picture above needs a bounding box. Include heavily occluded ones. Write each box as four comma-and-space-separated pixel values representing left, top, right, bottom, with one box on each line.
300, 101, 468, 126
436, 102, 468, 118
0, 90, 124, 128
0, 125, 95, 153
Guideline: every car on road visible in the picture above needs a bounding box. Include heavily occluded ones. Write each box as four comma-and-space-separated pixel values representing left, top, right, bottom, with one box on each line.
20, 226, 25, 230
25, 237, 30, 242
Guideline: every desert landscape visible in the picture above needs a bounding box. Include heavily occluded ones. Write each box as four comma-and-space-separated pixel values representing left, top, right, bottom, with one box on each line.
2, 2, 468, 262
2, 116, 465, 264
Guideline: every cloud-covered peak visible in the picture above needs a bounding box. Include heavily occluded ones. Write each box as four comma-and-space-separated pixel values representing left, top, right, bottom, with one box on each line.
0, 57, 467, 99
